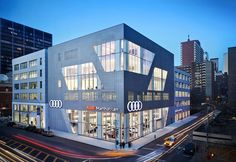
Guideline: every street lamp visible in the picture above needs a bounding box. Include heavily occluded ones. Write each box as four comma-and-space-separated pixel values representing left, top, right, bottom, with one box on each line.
201, 102, 216, 158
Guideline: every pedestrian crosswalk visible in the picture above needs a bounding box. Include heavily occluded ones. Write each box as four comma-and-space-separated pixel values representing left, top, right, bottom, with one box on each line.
137, 147, 166, 162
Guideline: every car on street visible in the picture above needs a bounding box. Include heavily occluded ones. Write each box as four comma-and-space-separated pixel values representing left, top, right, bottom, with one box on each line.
164, 135, 176, 147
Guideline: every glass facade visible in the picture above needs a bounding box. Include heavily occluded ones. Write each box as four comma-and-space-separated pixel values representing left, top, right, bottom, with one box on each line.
94, 40, 154, 75
64, 108, 166, 143
0, 18, 52, 75
148, 67, 168, 91
62, 63, 101, 91
13, 104, 44, 128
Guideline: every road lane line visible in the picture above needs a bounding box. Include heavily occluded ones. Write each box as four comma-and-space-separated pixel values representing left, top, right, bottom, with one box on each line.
142, 147, 155, 151
43, 154, 49, 161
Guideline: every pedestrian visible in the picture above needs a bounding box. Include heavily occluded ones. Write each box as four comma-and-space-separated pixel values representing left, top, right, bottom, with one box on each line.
122, 141, 125, 149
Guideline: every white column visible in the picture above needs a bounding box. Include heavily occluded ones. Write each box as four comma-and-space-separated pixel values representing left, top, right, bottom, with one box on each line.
78, 110, 82, 134
115, 113, 121, 149
138, 111, 143, 137
124, 113, 129, 148
42, 105, 47, 129
149, 110, 153, 132
97, 111, 102, 139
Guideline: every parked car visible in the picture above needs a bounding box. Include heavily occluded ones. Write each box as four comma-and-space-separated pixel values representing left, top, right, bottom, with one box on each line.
33, 128, 44, 134
183, 143, 195, 156
25, 125, 37, 132
42, 130, 54, 137
7, 121, 16, 127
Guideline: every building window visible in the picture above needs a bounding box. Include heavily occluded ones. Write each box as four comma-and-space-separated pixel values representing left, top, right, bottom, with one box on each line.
81, 111, 97, 137
29, 59, 37, 67
40, 58, 42, 65
62, 63, 101, 91
14, 74, 20, 80
82, 91, 98, 101
14, 64, 19, 71
14, 93, 19, 99
20, 93, 28, 100
128, 91, 134, 101
29, 82, 37, 89
40, 93, 42, 100
20, 62, 27, 69
94, 40, 154, 74
29, 71, 37, 78
29, 93, 37, 100
64, 92, 78, 101
14, 84, 19, 90
102, 92, 117, 101
163, 93, 169, 100
20, 72, 28, 80
143, 92, 152, 101
153, 92, 161, 100
40, 81, 42, 88
58, 80, 61, 88
102, 112, 116, 141
148, 67, 168, 91
40, 69, 42, 77
20, 83, 28, 89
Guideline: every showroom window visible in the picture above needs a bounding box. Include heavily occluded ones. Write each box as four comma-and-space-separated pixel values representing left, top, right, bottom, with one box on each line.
129, 112, 140, 140
102, 112, 116, 141
81, 111, 97, 138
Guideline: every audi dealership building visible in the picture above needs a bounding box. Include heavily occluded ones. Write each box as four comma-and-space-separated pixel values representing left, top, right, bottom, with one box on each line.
12, 24, 174, 149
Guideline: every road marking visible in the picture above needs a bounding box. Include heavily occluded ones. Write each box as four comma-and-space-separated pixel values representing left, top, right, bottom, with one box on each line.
135, 154, 143, 157
8, 141, 17, 147
28, 148, 35, 154
142, 147, 155, 151
156, 143, 164, 147
53, 157, 58, 162
43, 154, 49, 161
16, 144, 22, 149
22, 146, 29, 151
82, 160, 89, 162
35, 151, 42, 157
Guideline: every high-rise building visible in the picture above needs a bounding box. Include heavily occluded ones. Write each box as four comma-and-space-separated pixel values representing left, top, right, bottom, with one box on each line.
0, 18, 52, 75
210, 58, 219, 73
227, 47, 236, 107
177, 60, 214, 104
224, 52, 229, 74
181, 37, 204, 66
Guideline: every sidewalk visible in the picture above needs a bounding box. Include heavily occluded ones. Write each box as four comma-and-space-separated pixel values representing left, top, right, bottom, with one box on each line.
53, 113, 200, 150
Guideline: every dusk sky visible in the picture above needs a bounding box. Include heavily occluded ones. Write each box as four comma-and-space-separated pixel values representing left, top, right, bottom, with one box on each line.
1, 0, 236, 70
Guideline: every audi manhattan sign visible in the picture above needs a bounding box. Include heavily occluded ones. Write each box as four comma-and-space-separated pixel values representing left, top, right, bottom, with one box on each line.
127, 101, 142, 112
49, 100, 63, 108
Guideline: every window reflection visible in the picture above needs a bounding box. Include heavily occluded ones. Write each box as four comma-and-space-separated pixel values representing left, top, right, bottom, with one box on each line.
94, 39, 154, 74
62, 63, 101, 90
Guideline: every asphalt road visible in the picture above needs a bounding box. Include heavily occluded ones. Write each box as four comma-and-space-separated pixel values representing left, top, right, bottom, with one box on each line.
0, 125, 115, 162
0, 110, 210, 162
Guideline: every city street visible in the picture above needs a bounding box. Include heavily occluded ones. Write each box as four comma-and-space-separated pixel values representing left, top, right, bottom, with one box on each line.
0, 110, 213, 162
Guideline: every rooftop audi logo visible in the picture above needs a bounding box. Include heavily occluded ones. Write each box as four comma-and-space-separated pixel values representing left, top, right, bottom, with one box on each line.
49, 100, 63, 108
127, 101, 142, 112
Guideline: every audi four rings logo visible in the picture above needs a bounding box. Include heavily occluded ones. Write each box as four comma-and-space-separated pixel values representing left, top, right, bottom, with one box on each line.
49, 100, 63, 108
127, 101, 142, 112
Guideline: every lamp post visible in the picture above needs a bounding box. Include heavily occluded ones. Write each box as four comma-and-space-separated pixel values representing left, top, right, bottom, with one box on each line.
201, 102, 216, 157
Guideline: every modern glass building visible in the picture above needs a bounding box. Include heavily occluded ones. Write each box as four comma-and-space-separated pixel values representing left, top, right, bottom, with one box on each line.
0, 18, 52, 75
174, 67, 190, 121
12, 24, 174, 149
